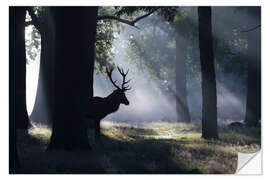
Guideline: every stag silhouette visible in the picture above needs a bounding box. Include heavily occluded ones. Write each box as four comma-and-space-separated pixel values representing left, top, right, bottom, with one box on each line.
85, 67, 131, 141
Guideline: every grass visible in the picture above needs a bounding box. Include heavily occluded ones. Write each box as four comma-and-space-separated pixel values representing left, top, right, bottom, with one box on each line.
16, 122, 261, 174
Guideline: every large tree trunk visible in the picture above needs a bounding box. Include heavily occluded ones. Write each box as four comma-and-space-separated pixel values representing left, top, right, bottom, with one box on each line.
10, 7, 29, 130
245, 7, 261, 127
9, 6, 27, 172
29, 7, 55, 127
198, 7, 218, 139
175, 33, 191, 123
48, 7, 98, 150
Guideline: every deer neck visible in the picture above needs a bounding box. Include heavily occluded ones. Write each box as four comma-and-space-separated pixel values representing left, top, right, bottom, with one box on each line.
106, 93, 120, 114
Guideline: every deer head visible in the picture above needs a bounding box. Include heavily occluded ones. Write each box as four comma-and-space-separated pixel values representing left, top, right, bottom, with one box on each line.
106, 67, 131, 105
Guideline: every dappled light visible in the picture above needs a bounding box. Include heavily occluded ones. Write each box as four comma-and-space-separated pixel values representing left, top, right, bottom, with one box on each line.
16, 122, 260, 173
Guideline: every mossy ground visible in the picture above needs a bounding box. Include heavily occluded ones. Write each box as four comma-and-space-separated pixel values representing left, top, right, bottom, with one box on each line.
16, 122, 260, 174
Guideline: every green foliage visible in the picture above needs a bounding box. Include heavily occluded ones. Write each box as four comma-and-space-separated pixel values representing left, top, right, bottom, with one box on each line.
32, 6, 43, 18
116, 7, 178, 22
25, 10, 41, 64
26, 7, 120, 74
124, 10, 177, 86
95, 20, 115, 73
215, 27, 248, 76
116, 7, 158, 16
94, 7, 126, 74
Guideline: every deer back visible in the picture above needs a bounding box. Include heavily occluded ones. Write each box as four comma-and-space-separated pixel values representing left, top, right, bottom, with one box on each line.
85, 95, 120, 120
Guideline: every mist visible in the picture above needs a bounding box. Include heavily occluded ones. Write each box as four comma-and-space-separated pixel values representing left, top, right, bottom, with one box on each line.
25, 6, 258, 127
94, 35, 177, 125
94, 7, 251, 125
11, 6, 261, 173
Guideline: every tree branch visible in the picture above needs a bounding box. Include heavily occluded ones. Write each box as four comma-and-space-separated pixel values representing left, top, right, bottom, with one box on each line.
97, 8, 159, 29
240, 24, 261, 33
97, 15, 140, 29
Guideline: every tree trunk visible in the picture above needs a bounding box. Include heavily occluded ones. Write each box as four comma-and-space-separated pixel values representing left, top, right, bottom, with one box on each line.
198, 7, 218, 139
88, 9, 98, 98
245, 7, 261, 127
175, 33, 191, 123
10, 7, 29, 130
9, 6, 27, 172
48, 7, 98, 151
29, 7, 55, 127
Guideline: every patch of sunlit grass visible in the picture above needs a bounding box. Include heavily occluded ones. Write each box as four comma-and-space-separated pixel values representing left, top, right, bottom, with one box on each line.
102, 128, 135, 141
101, 122, 260, 173
17, 121, 260, 174
28, 124, 52, 143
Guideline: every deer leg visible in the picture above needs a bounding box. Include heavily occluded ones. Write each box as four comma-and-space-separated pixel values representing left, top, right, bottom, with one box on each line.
94, 120, 101, 141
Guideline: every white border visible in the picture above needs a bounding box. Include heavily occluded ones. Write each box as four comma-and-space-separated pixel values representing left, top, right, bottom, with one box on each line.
2, 0, 269, 180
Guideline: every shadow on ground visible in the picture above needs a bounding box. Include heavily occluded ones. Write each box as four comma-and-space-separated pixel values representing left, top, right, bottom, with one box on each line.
14, 123, 260, 174
16, 131, 198, 174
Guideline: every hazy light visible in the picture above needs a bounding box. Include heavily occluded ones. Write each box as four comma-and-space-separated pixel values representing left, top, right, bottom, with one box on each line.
94, 21, 177, 125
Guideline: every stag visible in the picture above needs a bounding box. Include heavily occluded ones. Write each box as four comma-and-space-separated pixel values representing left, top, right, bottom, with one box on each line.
85, 67, 131, 141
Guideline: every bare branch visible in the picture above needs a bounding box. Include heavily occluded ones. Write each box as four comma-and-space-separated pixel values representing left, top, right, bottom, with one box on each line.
132, 8, 159, 24
240, 24, 261, 33
97, 8, 159, 29
97, 15, 140, 28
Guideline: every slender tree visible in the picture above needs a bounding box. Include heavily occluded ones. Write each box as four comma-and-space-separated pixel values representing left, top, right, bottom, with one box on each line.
175, 15, 191, 123
48, 7, 98, 150
198, 7, 218, 139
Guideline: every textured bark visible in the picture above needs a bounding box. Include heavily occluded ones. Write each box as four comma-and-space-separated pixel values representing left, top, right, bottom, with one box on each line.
9, 6, 26, 172
48, 7, 98, 150
198, 7, 218, 139
245, 7, 261, 127
29, 7, 55, 126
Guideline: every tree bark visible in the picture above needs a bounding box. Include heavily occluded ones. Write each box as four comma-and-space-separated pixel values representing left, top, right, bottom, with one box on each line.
245, 7, 261, 127
29, 7, 55, 127
198, 7, 218, 139
9, 6, 27, 172
48, 7, 98, 150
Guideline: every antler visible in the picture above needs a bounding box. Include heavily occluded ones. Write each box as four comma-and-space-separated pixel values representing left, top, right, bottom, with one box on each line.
117, 67, 131, 92
106, 67, 121, 90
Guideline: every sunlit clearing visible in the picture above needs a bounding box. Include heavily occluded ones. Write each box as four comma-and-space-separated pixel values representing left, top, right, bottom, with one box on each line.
28, 123, 51, 142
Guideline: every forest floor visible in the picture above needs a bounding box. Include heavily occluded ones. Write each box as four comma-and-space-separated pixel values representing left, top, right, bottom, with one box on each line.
16, 122, 261, 174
